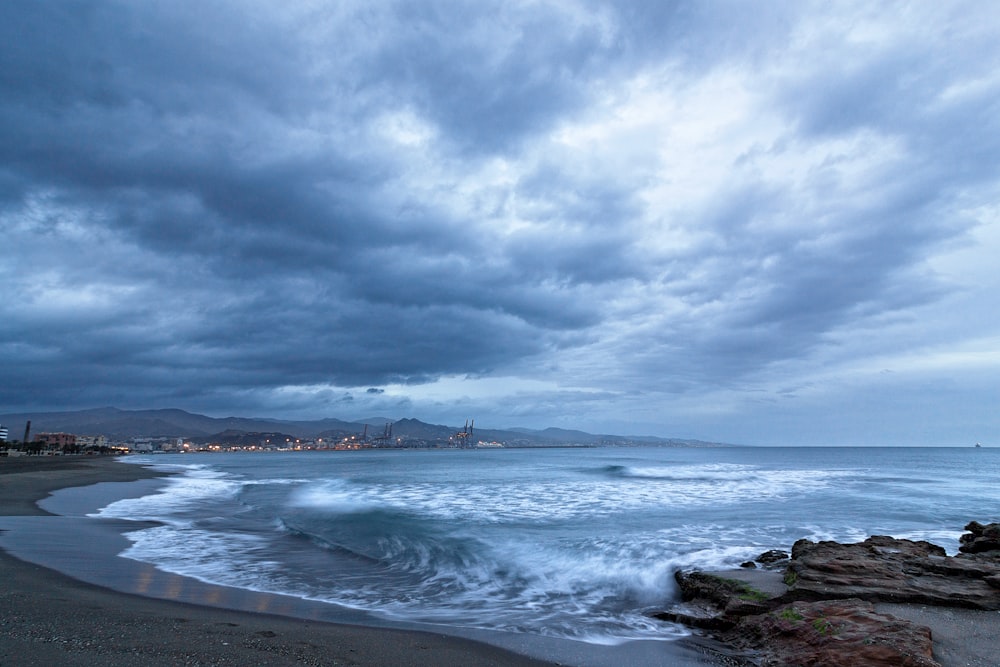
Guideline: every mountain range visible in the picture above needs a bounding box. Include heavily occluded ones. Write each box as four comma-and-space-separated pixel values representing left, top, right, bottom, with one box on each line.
0, 407, 729, 447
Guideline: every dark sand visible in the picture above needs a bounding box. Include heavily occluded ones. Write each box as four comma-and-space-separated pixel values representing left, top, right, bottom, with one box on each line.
0, 455, 728, 667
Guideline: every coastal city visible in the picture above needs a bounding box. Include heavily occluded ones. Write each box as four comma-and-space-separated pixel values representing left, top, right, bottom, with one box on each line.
0, 418, 508, 456
0, 408, 718, 456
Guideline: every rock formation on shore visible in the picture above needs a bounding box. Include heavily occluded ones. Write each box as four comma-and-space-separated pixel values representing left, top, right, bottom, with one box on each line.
959, 520, 1000, 554
659, 521, 1000, 667
786, 533, 1000, 609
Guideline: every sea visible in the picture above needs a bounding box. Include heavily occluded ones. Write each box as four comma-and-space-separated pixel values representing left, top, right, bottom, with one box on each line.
95, 446, 997, 648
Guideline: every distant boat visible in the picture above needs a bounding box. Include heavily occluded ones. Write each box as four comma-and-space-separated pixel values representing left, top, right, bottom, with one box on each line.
975, 442, 982, 448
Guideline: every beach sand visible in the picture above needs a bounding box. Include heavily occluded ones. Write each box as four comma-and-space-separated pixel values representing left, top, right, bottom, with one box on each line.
0, 455, 728, 667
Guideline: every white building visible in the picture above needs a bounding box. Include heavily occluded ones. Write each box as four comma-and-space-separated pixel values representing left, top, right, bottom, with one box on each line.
76, 435, 108, 448
130, 438, 154, 452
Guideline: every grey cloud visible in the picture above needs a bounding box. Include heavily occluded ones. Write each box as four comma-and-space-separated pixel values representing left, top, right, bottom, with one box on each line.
365, 3, 614, 153
1, 2, 997, 445
619, 157, 982, 388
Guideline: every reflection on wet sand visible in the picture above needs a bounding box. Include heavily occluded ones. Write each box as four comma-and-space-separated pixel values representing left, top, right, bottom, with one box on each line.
0, 513, 376, 626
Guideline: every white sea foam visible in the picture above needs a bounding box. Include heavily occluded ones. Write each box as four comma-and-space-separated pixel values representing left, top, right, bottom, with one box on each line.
116, 456, 203, 473
118, 521, 688, 643
893, 529, 966, 554
356, 534, 693, 642
115, 503, 695, 643
288, 479, 385, 513
118, 525, 326, 601
91, 466, 243, 523
287, 463, 854, 525
799, 524, 870, 544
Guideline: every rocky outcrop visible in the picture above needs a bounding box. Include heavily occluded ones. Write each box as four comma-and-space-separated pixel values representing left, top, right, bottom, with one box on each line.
786, 535, 1000, 609
662, 571, 941, 666
959, 521, 1000, 554
741, 549, 790, 570
732, 599, 938, 667
658, 522, 1000, 666
756, 549, 789, 565
657, 572, 771, 630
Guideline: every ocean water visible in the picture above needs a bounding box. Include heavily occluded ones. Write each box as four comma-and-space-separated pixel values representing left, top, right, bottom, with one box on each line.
98, 446, 1000, 645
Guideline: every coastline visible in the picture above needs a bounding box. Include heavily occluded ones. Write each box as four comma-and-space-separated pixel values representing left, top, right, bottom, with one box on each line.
0, 455, 728, 667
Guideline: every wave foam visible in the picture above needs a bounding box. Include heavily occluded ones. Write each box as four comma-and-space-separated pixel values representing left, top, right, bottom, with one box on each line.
91, 467, 244, 523
285, 463, 855, 525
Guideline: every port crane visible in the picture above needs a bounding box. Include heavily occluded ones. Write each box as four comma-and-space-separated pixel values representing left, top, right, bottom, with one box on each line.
372, 422, 393, 447
452, 419, 474, 448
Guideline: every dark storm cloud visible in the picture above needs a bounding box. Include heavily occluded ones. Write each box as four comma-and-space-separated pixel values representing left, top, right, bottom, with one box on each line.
1, 1, 998, 443
365, 3, 605, 153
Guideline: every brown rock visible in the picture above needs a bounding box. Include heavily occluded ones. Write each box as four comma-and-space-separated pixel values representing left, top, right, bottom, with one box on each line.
785, 536, 1000, 609
674, 571, 774, 610
727, 599, 940, 667
959, 521, 1000, 554
756, 549, 789, 565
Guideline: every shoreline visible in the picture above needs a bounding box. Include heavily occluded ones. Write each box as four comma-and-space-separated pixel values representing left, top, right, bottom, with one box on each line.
0, 455, 728, 667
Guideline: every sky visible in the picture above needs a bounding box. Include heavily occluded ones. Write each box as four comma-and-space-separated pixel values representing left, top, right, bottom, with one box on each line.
2, 1, 999, 445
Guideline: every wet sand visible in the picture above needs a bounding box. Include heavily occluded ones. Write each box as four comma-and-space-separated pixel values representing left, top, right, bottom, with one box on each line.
0, 455, 726, 667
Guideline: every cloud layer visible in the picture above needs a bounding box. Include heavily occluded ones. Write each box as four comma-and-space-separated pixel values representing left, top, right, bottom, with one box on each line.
2, 1, 999, 444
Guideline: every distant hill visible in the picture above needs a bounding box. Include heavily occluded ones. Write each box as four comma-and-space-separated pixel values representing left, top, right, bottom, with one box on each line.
0, 407, 733, 447
0, 407, 358, 440
389, 417, 456, 440
355, 416, 395, 427
511, 426, 602, 444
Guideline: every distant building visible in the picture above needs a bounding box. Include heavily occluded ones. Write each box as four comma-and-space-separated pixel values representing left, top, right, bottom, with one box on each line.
76, 435, 108, 449
130, 438, 154, 452
38, 432, 77, 448
159, 437, 185, 452
0, 424, 8, 442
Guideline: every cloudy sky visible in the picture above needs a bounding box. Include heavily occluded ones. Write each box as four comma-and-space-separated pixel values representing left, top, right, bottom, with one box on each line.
2, 2, 998, 445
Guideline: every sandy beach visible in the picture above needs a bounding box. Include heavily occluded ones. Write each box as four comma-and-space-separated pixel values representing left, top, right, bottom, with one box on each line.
0, 455, 728, 667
